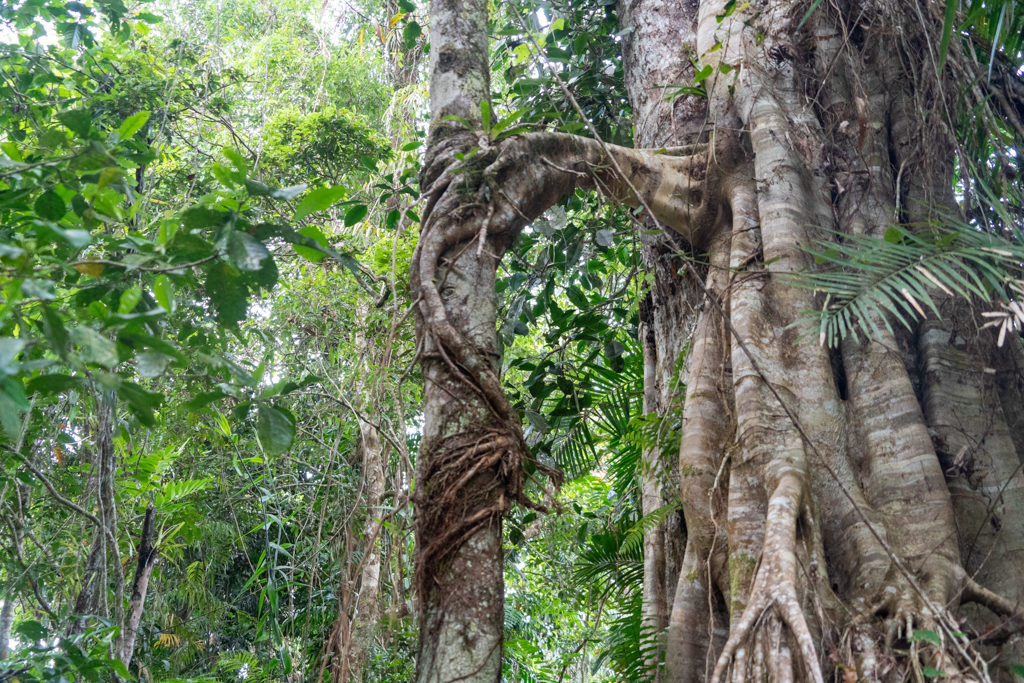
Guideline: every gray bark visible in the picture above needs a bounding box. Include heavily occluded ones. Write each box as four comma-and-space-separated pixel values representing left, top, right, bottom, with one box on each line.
0, 598, 13, 661
119, 503, 158, 667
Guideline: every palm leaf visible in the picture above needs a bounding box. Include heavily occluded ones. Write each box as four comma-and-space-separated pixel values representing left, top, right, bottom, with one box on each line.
799, 223, 1024, 346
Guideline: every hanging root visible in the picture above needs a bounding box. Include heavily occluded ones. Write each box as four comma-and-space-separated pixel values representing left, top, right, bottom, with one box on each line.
413, 132, 565, 601
713, 472, 824, 683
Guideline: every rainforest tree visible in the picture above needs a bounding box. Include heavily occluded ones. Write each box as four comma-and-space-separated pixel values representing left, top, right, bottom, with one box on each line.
413, 0, 1024, 680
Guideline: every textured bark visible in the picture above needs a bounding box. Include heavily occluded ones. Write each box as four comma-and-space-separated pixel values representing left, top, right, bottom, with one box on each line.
324, 300, 391, 682
345, 339, 387, 683
120, 503, 157, 667
419, 0, 1024, 679
414, 0, 504, 678
622, 6, 708, 673
0, 598, 13, 661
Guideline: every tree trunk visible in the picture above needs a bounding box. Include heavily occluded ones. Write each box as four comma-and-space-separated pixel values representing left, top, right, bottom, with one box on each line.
119, 503, 157, 668
0, 597, 13, 661
344, 415, 385, 683
325, 299, 390, 682
418, 0, 1024, 680
68, 393, 125, 639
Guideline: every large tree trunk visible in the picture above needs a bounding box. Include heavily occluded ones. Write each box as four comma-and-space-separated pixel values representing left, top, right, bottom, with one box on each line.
416, 0, 1024, 680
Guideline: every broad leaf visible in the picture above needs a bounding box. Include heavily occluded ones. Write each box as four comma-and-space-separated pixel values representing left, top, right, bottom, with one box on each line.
257, 404, 295, 455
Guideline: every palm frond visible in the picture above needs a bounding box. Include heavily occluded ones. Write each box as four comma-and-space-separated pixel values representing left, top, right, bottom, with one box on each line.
572, 530, 644, 589
590, 591, 664, 682
618, 503, 680, 559
799, 223, 1024, 346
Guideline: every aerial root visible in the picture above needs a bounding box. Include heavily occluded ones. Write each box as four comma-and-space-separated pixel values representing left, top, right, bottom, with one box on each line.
712, 484, 824, 683
832, 570, 1007, 681
712, 583, 823, 683
962, 577, 1024, 646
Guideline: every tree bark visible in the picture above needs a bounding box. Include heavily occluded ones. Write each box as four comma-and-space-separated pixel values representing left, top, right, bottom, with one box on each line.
119, 503, 158, 667
0, 597, 13, 661
418, 0, 1024, 679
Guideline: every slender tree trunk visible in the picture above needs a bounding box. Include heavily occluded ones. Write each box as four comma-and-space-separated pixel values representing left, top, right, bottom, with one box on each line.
0, 598, 14, 661
344, 417, 385, 683
69, 393, 125, 642
413, 0, 517, 678
639, 323, 668, 678
326, 300, 389, 682
119, 503, 158, 667
68, 530, 105, 637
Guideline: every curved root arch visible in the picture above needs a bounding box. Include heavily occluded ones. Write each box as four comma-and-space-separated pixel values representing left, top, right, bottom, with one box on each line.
411, 129, 722, 594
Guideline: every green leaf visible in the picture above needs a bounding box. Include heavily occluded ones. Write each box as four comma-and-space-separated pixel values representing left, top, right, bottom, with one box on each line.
224, 147, 248, 175
910, 629, 942, 646
71, 140, 119, 172
270, 183, 308, 200
937, 0, 957, 72
117, 110, 150, 139
15, 620, 47, 641
257, 404, 295, 455
605, 339, 625, 359
595, 230, 614, 248
294, 186, 346, 220
71, 327, 119, 368
344, 204, 368, 227
403, 20, 421, 50
118, 285, 143, 315
228, 231, 271, 272
0, 338, 25, 375
27, 374, 82, 395
253, 250, 278, 289
182, 206, 228, 231
39, 306, 69, 359
186, 391, 226, 411
798, 0, 825, 29
211, 162, 237, 188
292, 226, 330, 262
205, 262, 249, 326
156, 478, 211, 506
34, 190, 66, 220
922, 667, 946, 678
153, 274, 174, 312
117, 380, 163, 426
37, 222, 91, 248
0, 387, 23, 439
566, 286, 589, 310
1009, 664, 1024, 678
513, 43, 531, 64
244, 178, 271, 196
58, 108, 92, 137
693, 64, 713, 83
481, 99, 492, 132
108, 659, 132, 679
525, 409, 549, 433
137, 350, 173, 378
